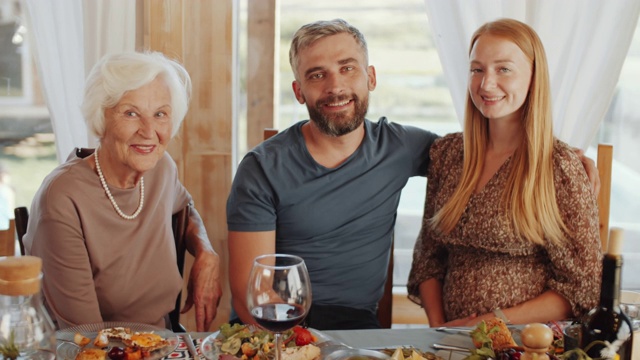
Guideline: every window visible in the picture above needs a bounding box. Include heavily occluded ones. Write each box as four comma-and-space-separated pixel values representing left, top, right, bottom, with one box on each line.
0, 0, 56, 231
0, 0, 32, 105
594, 19, 640, 290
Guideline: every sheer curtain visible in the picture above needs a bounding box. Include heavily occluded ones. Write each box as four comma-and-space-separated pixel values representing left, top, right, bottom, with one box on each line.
22, 0, 136, 161
424, 0, 640, 149
22, 0, 86, 161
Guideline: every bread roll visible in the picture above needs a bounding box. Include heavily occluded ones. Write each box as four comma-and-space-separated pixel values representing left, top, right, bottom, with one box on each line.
75, 348, 106, 360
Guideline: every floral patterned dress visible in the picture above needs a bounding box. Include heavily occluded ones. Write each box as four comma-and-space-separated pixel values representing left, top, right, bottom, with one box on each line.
407, 133, 602, 321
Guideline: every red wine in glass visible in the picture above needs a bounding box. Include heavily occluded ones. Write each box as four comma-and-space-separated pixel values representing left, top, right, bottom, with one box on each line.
251, 303, 306, 332
247, 254, 311, 360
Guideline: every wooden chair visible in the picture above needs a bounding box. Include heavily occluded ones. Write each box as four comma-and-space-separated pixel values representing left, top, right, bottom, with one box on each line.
262, 128, 394, 328
14, 206, 28, 256
597, 144, 614, 252
169, 205, 190, 332
0, 219, 16, 256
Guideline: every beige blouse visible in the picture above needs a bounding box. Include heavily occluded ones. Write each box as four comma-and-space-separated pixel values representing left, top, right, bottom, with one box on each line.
24, 150, 190, 329
407, 133, 602, 321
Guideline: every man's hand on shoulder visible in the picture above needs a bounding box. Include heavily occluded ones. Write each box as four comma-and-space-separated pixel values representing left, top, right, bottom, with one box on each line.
573, 148, 600, 196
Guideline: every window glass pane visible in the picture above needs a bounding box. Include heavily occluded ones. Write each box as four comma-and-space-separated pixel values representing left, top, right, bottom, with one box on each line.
0, 0, 56, 232
595, 19, 640, 289
0, 0, 32, 103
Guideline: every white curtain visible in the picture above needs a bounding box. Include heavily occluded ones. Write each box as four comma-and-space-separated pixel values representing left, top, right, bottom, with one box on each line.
22, 0, 86, 161
424, 0, 640, 149
22, 0, 136, 161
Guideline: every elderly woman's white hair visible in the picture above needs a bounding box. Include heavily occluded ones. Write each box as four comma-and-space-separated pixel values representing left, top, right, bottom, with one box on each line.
81, 51, 192, 138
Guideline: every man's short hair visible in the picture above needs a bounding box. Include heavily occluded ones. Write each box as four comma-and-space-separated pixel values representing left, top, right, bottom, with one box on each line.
289, 19, 368, 79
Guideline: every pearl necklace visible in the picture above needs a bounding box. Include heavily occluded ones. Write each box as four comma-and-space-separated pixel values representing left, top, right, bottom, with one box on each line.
94, 149, 144, 220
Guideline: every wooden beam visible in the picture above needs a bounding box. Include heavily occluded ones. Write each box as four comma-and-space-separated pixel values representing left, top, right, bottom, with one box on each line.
143, 0, 234, 331
597, 144, 613, 252
247, 0, 278, 150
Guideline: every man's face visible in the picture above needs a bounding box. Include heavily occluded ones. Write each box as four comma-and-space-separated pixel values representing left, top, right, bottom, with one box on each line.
292, 33, 376, 136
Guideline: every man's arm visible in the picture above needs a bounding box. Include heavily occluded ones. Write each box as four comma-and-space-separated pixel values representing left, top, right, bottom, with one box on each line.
182, 206, 223, 331
574, 148, 600, 195
229, 230, 276, 325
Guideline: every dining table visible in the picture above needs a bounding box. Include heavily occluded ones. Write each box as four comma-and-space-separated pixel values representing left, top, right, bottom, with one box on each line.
185, 327, 476, 360
55, 322, 640, 359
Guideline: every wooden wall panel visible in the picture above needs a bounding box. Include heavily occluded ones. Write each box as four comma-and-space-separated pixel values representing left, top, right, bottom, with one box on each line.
143, 0, 233, 331
144, 0, 184, 173
247, 0, 278, 149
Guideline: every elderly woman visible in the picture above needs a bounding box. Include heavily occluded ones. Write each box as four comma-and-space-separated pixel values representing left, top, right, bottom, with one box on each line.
24, 51, 222, 331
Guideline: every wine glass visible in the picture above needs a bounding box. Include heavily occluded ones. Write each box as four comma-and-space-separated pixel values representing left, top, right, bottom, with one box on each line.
246, 254, 311, 360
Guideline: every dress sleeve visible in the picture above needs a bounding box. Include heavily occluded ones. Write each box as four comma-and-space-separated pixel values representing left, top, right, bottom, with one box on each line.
545, 143, 602, 318
29, 185, 103, 328
406, 136, 452, 304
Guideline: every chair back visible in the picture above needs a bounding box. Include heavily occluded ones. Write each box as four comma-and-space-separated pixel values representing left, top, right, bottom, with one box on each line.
14, 207, 29, 256
169, 205, 190, 332
0, 219, 16, 256
597, 144, 613, 252
262, 128, 394, 328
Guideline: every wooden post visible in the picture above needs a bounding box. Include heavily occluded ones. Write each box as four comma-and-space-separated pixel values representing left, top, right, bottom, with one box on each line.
143, 0, 234, 331
597, 144, 613, 252
247, 0, 278, 150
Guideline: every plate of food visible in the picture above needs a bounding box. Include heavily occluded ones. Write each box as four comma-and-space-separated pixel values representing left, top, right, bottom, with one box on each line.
200, 323, 332, 360
56, 321, 179, 360
464, 318, 564, 360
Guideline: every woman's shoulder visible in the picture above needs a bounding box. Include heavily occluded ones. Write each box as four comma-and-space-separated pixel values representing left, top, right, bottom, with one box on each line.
551, 139, 593, 194
42, 157, 93, 192
30, 158, 94, 214
552, 139, 584, 172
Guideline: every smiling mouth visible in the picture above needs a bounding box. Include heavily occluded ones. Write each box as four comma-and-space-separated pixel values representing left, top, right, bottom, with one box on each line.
325, 99, 351, 107
132, 145, 155, 153
482, 95, 504, 102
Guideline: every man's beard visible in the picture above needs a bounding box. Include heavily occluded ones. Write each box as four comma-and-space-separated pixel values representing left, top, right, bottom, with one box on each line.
306, 94, 369, 137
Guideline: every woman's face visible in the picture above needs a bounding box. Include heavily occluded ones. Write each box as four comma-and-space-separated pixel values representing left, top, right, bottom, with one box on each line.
101, 77, 172, 177
468, 34, 532, 122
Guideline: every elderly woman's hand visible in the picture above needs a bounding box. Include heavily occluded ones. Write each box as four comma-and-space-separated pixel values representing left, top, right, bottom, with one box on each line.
182, 250, 222, 331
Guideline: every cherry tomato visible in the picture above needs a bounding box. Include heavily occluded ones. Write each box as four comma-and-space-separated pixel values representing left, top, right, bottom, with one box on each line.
292, 326, 315, 346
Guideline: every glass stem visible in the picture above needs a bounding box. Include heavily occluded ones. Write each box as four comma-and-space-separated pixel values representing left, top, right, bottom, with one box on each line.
274, 332, 282, 360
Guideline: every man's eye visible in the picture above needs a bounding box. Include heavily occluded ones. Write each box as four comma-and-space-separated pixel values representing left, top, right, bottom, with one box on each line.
470, 68, 482, 74
309, 73, 323, 79
344, 66, 354, 71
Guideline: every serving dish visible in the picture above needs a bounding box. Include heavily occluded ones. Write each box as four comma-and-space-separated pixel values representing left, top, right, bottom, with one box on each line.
56, 321, 179, 360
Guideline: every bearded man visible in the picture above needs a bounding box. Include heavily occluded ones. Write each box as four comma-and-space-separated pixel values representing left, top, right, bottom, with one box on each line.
226, 19, 437, 330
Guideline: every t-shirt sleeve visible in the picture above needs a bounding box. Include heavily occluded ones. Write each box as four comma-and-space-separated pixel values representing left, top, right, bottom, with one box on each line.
391, 122, 440, 177
545, 143, 602, 317
227, 153, 277, 232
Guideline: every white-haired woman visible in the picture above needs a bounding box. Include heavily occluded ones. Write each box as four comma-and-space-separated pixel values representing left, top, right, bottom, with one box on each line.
24, 51, 222, 331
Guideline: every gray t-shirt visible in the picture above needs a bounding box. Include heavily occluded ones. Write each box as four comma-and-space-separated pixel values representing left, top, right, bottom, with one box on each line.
227, 118, 438, 311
